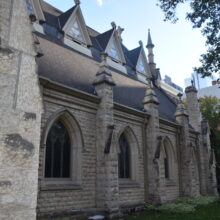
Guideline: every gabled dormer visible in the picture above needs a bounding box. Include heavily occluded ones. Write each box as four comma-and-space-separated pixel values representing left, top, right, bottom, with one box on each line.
104, 23, 126, 64
59, 2, 92, 47
136, 41, 149, 76
95, 23, 127, 73
25, 0, 45, 33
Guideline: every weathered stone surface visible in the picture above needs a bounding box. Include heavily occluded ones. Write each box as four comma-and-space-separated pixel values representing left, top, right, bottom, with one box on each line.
0, 0, 43, 219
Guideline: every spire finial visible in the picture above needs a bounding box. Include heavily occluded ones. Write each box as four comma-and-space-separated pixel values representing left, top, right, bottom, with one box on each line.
146, 28, 154, 49
139, 40, 143, 47
117, 26, 124, 37
74, 0, 81, 5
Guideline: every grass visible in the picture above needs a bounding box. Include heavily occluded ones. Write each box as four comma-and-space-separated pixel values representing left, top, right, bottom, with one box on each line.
38, 197, 220, 220
127, 200, 220, 220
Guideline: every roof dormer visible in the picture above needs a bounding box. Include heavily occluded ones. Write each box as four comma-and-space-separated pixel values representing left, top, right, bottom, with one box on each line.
59, 3, 92, 46
136, 41, 149, 76
105, 23, 126, 64
95, 23, 127, 73
136, 43, 151, 83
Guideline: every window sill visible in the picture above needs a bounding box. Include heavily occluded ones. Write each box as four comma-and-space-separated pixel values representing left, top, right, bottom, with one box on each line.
119, 179, 140, 189
40, 180, 82, 191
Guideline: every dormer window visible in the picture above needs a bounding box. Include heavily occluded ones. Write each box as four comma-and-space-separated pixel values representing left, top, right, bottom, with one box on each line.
68, 19, 84, 42
137, 58, 146, 74
136, 52, 148, 76
109, 40, 120, 60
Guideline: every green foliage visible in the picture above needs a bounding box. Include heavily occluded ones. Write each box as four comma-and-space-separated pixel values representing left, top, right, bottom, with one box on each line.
199, 96, 220, 185
157, 0, 220, 79
199, 96, 220, 127
145, 196, 219, 214
199, 96, 220, 192
175, 196, 219, 206
157, 203, 195, 213
128, 202, 220, 220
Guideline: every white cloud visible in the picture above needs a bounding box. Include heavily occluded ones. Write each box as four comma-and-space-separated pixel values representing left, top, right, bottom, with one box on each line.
96, 0, 103, 6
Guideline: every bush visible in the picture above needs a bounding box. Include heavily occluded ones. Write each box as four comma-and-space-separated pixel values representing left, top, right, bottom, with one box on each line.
145, 196, 219, 214
174, 196, 219, 206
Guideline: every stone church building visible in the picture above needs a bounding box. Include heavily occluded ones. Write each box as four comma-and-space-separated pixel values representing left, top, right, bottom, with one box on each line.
0, 0, 218, 219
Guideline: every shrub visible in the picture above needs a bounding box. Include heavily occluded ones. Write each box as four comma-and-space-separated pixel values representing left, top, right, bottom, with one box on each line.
145, 196, 219, 214
156, 203, 195, 213
175, 196, 219, 206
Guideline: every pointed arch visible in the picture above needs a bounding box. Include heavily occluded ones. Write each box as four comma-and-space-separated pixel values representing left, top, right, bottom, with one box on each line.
189, 144, 200, 196
161, 136, 178, 181
116, 126, 140, 182
42, 108, 84, 151
41, 108, 83, 185
116, 126, 140, 155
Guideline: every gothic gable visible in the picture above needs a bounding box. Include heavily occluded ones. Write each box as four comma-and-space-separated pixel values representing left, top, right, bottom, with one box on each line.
136, 48, 149, 76
60, 5, 92, 46
105, 29, 126, 64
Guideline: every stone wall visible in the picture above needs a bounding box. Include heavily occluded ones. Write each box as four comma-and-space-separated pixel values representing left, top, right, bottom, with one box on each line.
159, 125, 180, 202
114, 111, 145, 207
0, 0, 43, 219
37, 86, 98, 217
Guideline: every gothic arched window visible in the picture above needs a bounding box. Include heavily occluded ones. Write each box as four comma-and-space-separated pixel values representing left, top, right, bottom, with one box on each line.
45, 120, 71, 178
164, 145, 169, 179
118, 134, 130, 178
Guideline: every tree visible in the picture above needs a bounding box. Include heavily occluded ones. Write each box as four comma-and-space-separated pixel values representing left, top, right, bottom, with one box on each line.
157, 0, 220, 80
199, 96, 220, 192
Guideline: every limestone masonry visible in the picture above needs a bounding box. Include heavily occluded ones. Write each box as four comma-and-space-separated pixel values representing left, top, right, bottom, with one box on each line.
0, 0, 218, 219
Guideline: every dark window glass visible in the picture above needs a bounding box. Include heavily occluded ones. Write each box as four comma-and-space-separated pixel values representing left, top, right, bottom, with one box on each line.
164, 147, 169, 179
118, 134, 130, 178
45, 121, 71, 178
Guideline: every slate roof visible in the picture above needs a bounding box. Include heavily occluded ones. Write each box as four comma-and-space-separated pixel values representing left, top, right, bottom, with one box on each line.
95, 28, 114, 51
125, 46, 142, 66
37, 1, 178, 123
58, 6, 76, 28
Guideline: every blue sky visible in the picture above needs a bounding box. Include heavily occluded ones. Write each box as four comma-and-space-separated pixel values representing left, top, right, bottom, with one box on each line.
44, 0, 207, 88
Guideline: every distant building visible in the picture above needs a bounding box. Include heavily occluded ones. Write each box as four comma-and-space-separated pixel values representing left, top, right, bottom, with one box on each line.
184, 72, 213, 90
163, 75, 183, 93
197, 81, 220, 99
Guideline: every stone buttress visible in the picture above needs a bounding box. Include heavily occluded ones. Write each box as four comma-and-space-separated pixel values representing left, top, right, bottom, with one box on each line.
93, 54, 120, 218
0, 0, 43, 219
143, 79, 162, 204
186, 86, 218, 196
175, 94, 194, 196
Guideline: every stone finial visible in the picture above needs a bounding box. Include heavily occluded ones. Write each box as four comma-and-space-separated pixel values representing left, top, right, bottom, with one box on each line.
111, 21, 116, 29
117, 26, 124, 37
175, 93, 188, 119
139, 40, 143, 47
74, 0, 81, 5
177, 93, 183, 102
93, 53, 116, 86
